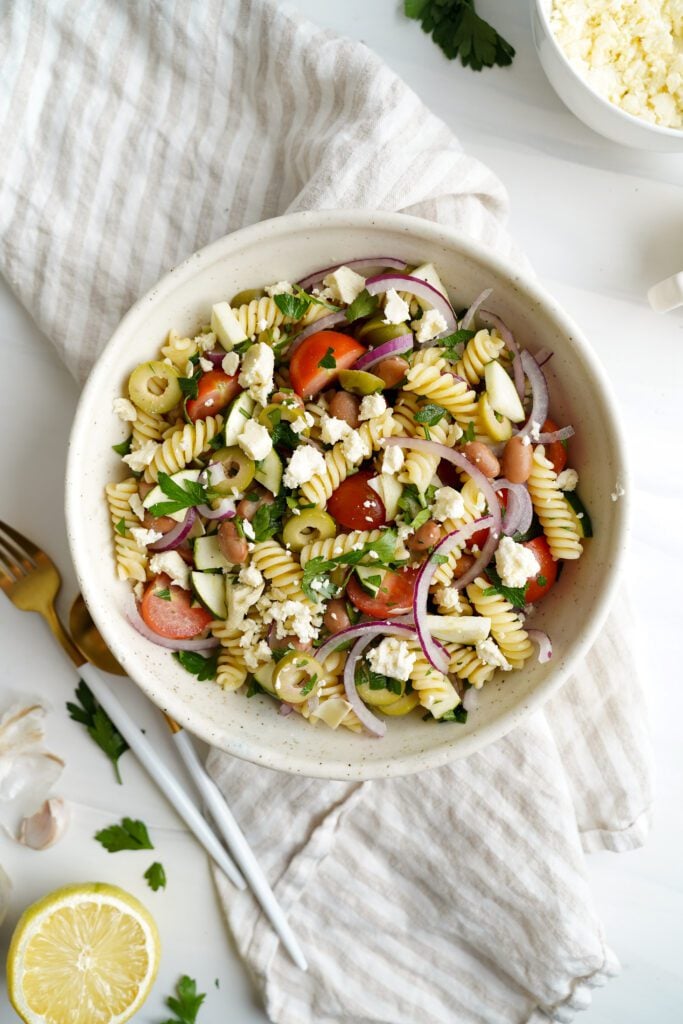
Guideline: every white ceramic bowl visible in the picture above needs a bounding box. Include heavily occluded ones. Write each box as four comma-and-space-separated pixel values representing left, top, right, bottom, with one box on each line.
66, 210, 629, 780
532, 0, 683, 151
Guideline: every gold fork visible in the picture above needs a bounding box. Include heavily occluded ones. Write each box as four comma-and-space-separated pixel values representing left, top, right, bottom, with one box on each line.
0, 519, 244, 890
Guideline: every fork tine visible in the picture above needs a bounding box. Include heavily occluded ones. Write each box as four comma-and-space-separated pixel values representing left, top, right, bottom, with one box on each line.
0, 534, 33, 577
0, 552, 18, 588
0, 520, 41, 560
0, 543, 21, 584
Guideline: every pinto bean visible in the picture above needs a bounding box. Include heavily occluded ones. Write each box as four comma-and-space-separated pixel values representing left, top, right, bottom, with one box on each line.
217, 521, 248, 564
407, 520, 441, 552
374, 356, 409, 389
452, 553, 476, 579
142, 511, 177, 534
501, 435, 533, 484
237, 488, 274, 521
463, 441, 500, 479
323, 599, 352, 635
328, 391, 360, 427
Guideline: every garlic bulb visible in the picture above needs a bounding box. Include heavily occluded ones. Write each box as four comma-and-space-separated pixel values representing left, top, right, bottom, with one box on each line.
18, 798, 69, 850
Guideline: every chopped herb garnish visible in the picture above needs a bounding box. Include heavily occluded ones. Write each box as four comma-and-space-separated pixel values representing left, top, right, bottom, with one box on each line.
252, 495, 286, 542
317, 346, 337, 370
269, 419, 300, 451
439, 328, 476, 351
405, 0, 515, 71
155, 587, 172, 601
345, 288, 379, 323
144, 861, 167, 891
149, 471, 208, 517
209, 434, 225, 450
95, 817, 153, 853
409, 507, 431, 531
300, 675, 317, 697
460, 421, 476, 443
67, 680, 129, 784
177, 369, 201, 400
112, 436, 133, 457
246, 680, 265, 698
274, 291, 311, 320
537, 574, 547, 588
355, 661, 403, 695
301, 531, 398, 601
173, 650, 218, 681
482, 565, 527, 609
163, 975, 206, 1024
415, 403, 447, 427
432, 553, 449, 565
436, 706, 468, 723
114, 518, 129, 536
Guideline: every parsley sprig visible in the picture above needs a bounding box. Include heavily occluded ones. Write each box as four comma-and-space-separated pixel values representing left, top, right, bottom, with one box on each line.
405, 0, 515, 72
274, 286, 341, 321
67, 680, 129, 784
345, 288, 379, 323
302, 530, 399, 601
162, 975, 206, 1024
252, 494, 286, 542
482, 565, 527, 609
95, 817, 154, 853
148, 472, 209, 517
144, 861, 167, 892
173, 649, 219, 681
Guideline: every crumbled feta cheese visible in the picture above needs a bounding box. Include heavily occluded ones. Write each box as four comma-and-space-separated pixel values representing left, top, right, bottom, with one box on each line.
149, 551, 190, 589
221, 351, 240, 376
129, 526, 163, 548
199, 357, 213, 372
529, 420, 541, 441
128, 493, 145, 522
291, 412, 314, 435
366, 638, 416, 682
237, 419, 273, 462
341, 430, 371, 466
382, 445, 404, 475
264, 599, 322, 644
239, 342, 274, 406
283, 446, 326, 488
359, 393, 387, 421
556, 468, 578, 491
476, 637, 512, 671
413, 308, 447, 343
265, 281, 293, 297
257, 317, 269, 332
431, 486, 465, 523
320, 414, 352, 445
204, 398, 215, 408
113, 397, 137, 422
437, 587, 461, 613
495, 536, 541, 589
521, 435, 531, 447
611, 482, 625, 502
238, 565, 264, 588
242, 640, 272, 673
122, 440, 158, 472
322, 266, 366, 305
383, 289, 410, 325
196, 331, 217, 353
242, 520, 256, 541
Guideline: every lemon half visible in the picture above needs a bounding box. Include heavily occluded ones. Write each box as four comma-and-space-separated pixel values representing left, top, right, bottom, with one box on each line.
7, 882, 160, 1024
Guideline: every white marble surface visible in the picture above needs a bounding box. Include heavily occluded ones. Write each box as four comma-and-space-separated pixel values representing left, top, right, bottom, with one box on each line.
0, 1, 682, 1021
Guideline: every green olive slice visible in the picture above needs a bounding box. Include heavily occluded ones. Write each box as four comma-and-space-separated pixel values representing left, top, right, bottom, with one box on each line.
337, 369, 384, 395
282, 509, 336, 552
258, 402, 309, 435
230, 288, 265, 306
356, 677, 406, 708
128, 361, 182, 415
272, 652, 324, 704
209, 446, 255, 494
356, 317, 411, 346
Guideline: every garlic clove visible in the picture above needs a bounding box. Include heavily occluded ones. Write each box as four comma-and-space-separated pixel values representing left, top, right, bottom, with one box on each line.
18, 798, 69, 850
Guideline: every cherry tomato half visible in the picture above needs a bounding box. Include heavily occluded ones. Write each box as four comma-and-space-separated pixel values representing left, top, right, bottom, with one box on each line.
186, 370, 240, 421
140, 574, 213, 639
521, 536, 558, 604
346, 566, 418, 619
541, 418, 568, 475
326, 471, 386, 531
290, 331, 366, 399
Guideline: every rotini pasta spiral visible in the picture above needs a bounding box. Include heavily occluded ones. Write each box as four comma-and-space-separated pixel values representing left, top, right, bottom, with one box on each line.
406, 640, 460, 718
160, 328, 198, 367
300, 410, 398, 507
231, 297, 287, 337
299, 530, 382, 566
453, 329, 505, 386
144, 415, 224, 482
447, 643, 495, 689
403, 352, 479, 432
131, 408, 167, 448
210, 621, 249, 691
105, 478, 147, 582
467, 578, 534, 669
391, 393, 460, 493
250, 541, 307, 600
527, 446, 583, 561
304, 398, 328, 441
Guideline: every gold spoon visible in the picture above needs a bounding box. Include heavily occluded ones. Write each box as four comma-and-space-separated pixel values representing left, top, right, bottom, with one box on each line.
70, 594, 126, 676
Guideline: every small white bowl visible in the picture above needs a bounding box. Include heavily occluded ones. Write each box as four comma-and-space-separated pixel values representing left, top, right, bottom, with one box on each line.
66, 210, 629, 780
532, 0, 683, 151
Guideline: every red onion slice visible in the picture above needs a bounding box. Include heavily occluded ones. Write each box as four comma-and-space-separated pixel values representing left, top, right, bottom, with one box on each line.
297, 257, 408, 292
287, 311, 348, 355
203, 350, 228, 368
516, 351, 549, 440
149, 508, 197, 552
315, 620, 416, 665
197, 498, 236, 521
479, 309, 525, 400
127, 600, 219, 652
536, 425, 575, 444
461, 288, 492, 330
534, 347, 553, 367
365, 273, 457, 334
341, 622, 423, 738
527, 629, 553, 663
493, 479, 534, 537
353, 334, 413, 371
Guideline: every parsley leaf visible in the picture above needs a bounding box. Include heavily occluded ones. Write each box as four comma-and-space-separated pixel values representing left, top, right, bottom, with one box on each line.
482, 565, 527, 610
409, 507, 431, 531
317, 346, 337, 370
301, 531, 399, 601
162, 975, 206, 1024
155, 587, 172, 600
439, 328, 476, 351
537, 574, 547, 588
460, 421, 476, 443
432, 553, 449, 565
269, 419, 300, 451
246, 680, 265, 698
252, 495, 286, 542
95, 817, 154, 853
178, 372, 200, 400
301, 560, 339, 603
67, 680, 129, 784
345, 288, 379, 323
405, 0, 515, 72
437, 706, 468, 723
148, 472, 208, 517
173, 650, 218, 681
415, 403, 447, 427
274, 292, 311, 320
114, 518, 129, 536
300, 674, 317, 697
355, 660, 403, 695
144, 861, 167, 891
112, 436, 132, 457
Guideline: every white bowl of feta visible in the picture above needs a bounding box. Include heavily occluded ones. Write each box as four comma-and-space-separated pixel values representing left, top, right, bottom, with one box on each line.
532, 0, 683, 150
66, 210, 628, 779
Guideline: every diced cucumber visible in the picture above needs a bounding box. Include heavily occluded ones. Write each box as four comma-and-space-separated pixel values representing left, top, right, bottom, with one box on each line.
484, 360, 525, 423
254, 661, 277, 695
411, 262, 448, 311
142, 469, 202, 523
355, 565, 385, 597
193, 534, 231, 571
424, 614, 491, 645
211, 301, 248, 349
223, 392, 255, 446
254, 448, 282, 495
190, 571, 227, 618
564, 491, 593, 538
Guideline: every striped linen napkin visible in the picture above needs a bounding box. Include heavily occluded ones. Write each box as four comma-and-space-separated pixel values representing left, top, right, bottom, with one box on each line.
0, 1, 652, 1021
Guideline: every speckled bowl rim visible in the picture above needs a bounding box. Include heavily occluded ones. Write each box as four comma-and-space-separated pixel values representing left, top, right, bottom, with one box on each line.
66, 210, 630, 779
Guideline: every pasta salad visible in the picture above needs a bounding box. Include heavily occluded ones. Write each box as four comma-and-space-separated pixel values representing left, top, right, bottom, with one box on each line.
107, 258, 591, 738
